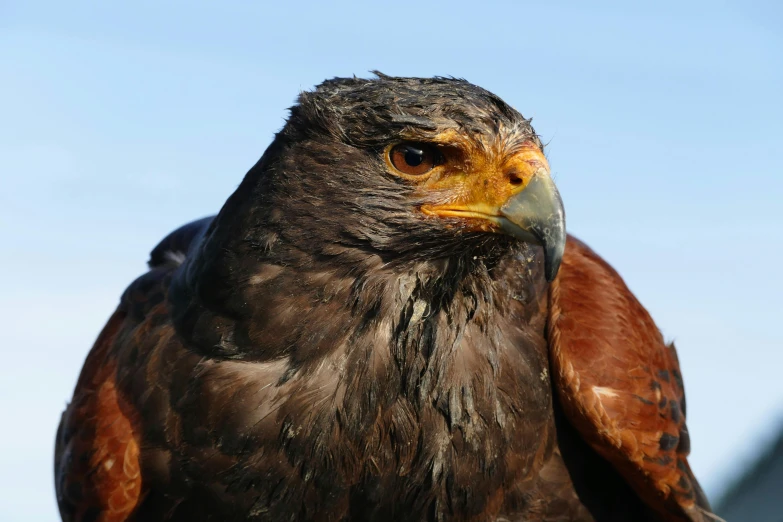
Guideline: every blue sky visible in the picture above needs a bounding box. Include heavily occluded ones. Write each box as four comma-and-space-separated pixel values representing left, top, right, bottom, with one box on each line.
1, 1, 781, 520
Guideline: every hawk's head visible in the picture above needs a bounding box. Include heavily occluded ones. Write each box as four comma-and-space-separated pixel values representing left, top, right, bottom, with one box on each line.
222, 74, 564, 281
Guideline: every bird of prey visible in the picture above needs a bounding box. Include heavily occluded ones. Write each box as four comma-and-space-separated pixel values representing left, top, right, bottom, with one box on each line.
55, 74, 716, 522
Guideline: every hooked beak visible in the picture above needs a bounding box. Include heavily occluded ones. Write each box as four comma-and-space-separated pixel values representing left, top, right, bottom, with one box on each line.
419, 145, 566, 281
497, 173, 565, 282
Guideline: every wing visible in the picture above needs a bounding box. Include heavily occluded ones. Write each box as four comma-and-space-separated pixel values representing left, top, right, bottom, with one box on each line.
54, 309, 142, 522
547, 237, 714, 522
54, 216, 208, 521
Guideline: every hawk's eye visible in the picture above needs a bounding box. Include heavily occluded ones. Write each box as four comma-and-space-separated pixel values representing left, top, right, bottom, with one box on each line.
389, 142, 442, 176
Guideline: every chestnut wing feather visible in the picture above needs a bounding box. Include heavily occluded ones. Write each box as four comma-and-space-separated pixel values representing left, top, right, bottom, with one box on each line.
55, 310, 142, 522
548, 237, 713, 522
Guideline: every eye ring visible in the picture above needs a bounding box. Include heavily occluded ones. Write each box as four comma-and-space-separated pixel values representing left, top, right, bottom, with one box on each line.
387, 142, 443, 176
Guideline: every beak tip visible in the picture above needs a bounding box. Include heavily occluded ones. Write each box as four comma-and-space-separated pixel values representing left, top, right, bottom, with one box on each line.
543, 226, 566, 282
544, 251, 563, 282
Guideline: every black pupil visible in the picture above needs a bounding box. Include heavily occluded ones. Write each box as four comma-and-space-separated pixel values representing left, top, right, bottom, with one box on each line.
403, 146, 425, 166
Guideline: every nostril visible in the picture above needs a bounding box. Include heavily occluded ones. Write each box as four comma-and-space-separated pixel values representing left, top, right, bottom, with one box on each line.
508, 171, 524, 186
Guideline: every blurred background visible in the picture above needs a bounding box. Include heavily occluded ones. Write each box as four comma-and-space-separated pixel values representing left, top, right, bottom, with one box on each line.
1, 1, 781, 520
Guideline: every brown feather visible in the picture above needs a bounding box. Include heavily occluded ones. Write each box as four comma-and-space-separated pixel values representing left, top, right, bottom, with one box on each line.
548, 236, 712, 522
55, 310, 142, 522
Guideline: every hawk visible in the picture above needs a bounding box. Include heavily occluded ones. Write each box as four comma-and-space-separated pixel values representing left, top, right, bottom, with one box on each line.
55, 74, 714, 521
